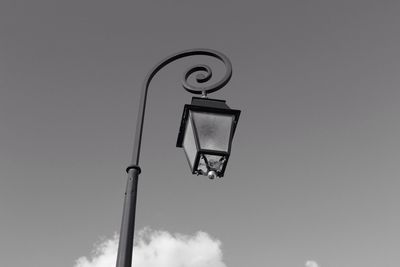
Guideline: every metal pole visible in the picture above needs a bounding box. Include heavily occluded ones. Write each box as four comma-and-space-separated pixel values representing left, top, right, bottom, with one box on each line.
115, 168, 139, 267
115, 49, 232, 267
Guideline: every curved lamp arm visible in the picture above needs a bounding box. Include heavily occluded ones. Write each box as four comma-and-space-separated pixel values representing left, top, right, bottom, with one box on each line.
117, 48, 232, 267
127, 48, 232, 171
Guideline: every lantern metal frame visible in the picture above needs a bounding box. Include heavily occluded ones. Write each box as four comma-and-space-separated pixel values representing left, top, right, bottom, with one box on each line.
176, 97, 241, 177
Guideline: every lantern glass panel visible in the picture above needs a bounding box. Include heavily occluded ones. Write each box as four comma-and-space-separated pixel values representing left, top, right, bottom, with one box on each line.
182, 116, 198, 169
191, 111, 234, 152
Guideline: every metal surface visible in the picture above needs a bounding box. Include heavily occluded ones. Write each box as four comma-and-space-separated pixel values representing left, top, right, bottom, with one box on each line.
116, 49, 233, 267
116, 168, 139, 267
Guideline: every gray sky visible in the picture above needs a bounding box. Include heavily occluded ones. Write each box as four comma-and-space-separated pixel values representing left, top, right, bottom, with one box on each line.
1, 1, 400, 266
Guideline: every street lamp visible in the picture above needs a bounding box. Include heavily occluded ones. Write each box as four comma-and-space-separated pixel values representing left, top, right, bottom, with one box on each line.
116, 49, 241, 267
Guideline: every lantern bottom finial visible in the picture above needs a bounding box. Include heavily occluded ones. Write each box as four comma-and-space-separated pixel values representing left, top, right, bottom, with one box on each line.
207, 171, 217, 179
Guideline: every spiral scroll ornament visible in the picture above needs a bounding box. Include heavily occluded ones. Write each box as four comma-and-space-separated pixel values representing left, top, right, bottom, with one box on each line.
142, 48, 232, 99
180, 50, 232, 95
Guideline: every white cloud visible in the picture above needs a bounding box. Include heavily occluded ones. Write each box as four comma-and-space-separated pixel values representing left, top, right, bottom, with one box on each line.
305, 260, 320, 267
74, 229, 226, 267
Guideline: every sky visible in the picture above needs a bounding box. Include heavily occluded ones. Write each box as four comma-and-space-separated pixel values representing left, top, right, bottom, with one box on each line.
1, 1, 400, 267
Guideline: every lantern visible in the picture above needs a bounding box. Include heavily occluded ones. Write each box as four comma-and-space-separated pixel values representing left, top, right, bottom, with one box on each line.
176, 97, 241, 179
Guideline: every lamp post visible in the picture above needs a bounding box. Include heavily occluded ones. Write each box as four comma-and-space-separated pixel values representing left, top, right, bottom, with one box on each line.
116, 48, 241, 267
